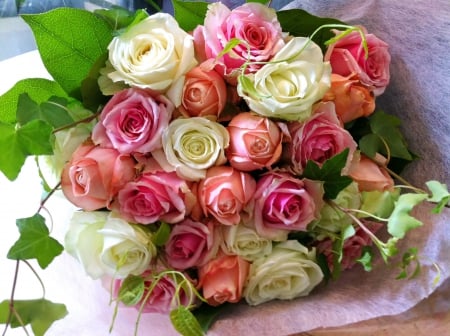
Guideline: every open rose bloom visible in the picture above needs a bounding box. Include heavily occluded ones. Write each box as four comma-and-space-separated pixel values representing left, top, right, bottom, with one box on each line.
44, 1, 450, 335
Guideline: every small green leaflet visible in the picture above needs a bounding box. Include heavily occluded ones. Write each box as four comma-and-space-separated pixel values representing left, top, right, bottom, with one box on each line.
152, 221, 171, 247
0, 78, 67, 124
217, 38, 243, 58
387, 193, 427, 239
357, 246, 374, 272
172, 0, 209, 32
118, 275, 145, 306
0, 120, 53, 181
22, 8, 113, 99
302, 149, 353, 199
7, 214, 64, 269
170, 306, 204, 336
17, 93, 74, 128
0, 299, 67, 336
426, 180, 450, 214
359, 110, 413, 161
396, 248, 421, 280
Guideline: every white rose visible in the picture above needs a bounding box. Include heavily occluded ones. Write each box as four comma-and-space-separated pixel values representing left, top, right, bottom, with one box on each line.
156, 117, 229, 181
107, 13, 197, 92
221, 224, 272, 261
65, 212, 156, 279
237, 37, 331, 121
244, 240, 323, 305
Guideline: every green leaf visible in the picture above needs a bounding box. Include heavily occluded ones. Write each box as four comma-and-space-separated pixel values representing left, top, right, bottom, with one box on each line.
80, 52, 110, 111
118, 275, 145, 306
0, 78, 67, 124
152, 222, 171, 247
0, 120, 53, 180
170, 306, 204, 336
0, 299, 67, 336
396, 248, 421, 280
277, 9, 346, 51
331, 224, 355, 279
217, 38, 244, 58
17, 94, 74, 128
172, 0, 209, 32
316, 253, 332, 283
193, 303, 229, 333
357, 246, 374, 272
426, 180, 450, 214
360, 189, 400, 219
7, 213, 64, 268
94, 6, 136, 31
387, 193, 428, 239
21, 8, 113, 99
302, 149, 353, 199
358, 133, 381, 159
245, 0, 269, 4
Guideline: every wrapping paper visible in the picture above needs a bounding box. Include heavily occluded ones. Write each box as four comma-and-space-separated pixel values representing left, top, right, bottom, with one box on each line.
0, 0, 449, 334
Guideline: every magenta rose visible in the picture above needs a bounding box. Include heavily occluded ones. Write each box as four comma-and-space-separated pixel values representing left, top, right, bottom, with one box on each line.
226, 112, 284, 171
287, 102, 357, 175
165, 218, 220, 270
111, 166, 195, 225
193, 2, 285, 78
250, 171, 324, 241
198, 166, 256, 226
316, 220, 383, 270
61, 141, 136, 211
325, 28, 391, 96
92, 88, 173, 154
113, 269, 197, 314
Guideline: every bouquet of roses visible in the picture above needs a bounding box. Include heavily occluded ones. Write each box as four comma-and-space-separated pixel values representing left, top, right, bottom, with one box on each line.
0, 1, 449, 335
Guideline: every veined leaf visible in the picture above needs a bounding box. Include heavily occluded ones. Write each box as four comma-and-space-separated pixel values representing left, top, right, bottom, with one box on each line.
152, 222, 171, 247
0, 299, 67, 336
0, 78, 67, 124
357, 246, 374, 272
118, 275, 145, 306
22, 8, 113, 99
7, 213, 64, 268
426, 180, 450, 214
170, 306, 204, 336
172, 0, 209, 32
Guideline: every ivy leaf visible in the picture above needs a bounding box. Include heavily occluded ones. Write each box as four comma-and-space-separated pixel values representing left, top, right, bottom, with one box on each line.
172, 0, 209, 32
17, 94, 74, 128
152, 222, 171, 247
0, 78, 67, 124
0, 120, 53, 181
118, 275, 145, 306
277, 9, 346, 52
170, 306, 204, 336
426, 180, 450, 214
357, 246, 374, 272
21, 8, 113, 99
387, 193, 428, 239
0, 299, 67, 336
193, 303, 230, 333
302, 149, 353, 199
7, 213, 64, 269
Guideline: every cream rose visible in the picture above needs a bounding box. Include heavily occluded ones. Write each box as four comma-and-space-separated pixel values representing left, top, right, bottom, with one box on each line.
157, 117, 229, 181
244, 240, 323, 305
65, 212, 156, 279
237, 37, 331, 121
221, 224, 272, 261
107, 13, 197, 92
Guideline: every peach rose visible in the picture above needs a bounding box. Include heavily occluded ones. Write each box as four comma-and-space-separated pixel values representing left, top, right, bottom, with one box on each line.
61, 141, 136, 211
226, 112, 284, 171
322, 74, 375, 123
197, 166, 256, 226
198, 253, 249, 306
349, 153, 394, 192
325, 27, 390, 96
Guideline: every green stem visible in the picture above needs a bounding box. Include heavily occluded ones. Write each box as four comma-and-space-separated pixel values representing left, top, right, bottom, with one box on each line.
22, 260, 46, 298
52, 113, 99, 134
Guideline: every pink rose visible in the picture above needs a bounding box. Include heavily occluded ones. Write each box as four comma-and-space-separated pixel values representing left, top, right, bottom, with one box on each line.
61, 141, 136, 211
349, 153, 394, 192
178, 63, 227, 119
165, 219, 220, 270
226, 112, 284, 171
317, 220, 383, 270
194, 2, 285, 78
198, 253, 249, 306
113, 269, 197, 314
92, 88, 173, 154
325, 28, 391, 96
322, 74, 375, 123
287, 102, 357, 175
250, 171, 324, 241
198, 166, 256, 226
111, 165, 195, 225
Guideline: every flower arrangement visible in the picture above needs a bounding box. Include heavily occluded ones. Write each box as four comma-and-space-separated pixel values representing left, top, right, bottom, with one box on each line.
0, 1, 449, 335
